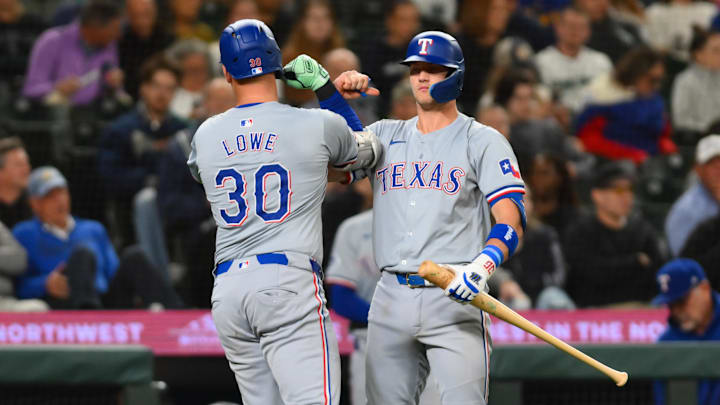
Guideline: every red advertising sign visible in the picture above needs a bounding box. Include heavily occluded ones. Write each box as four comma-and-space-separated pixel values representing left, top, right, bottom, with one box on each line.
0, 310, 351, 356
0, 309, 668, 356
488, 309, 669, 345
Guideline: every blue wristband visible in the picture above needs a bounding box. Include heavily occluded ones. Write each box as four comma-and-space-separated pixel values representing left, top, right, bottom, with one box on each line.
486, 224, 519, 257
318, 90, 364, 131
480, 245, 504, 267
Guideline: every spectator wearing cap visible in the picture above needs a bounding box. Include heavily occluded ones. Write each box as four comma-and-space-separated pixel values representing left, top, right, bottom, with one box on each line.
652, 259, 720, 405
13, 167, 182, 309
0, 137, 32, 228
564, 162, 665, 308
666, 134, 720, 256
671, 27, 720, 134
535, 7, 613, 113
575, 47, 677, 165
21, 0, 124, 106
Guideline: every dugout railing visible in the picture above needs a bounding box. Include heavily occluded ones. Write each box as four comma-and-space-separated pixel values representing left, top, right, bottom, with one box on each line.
0, 345, 158, 405
1, 342, 718, 404
490, 343, 720, 405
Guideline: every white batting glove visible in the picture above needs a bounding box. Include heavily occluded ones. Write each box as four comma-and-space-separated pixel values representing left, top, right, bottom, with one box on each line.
443, 254, 495, 304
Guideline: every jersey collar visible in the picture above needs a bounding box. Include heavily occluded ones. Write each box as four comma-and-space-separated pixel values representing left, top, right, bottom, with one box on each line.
235, 102, 263, 108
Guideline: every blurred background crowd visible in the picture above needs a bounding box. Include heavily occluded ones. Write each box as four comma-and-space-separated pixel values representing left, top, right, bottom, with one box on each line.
0, 0, 719, 312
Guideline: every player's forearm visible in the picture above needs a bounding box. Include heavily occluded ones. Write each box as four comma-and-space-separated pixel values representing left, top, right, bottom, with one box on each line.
327, 166, 351, 184
468, 198, 524, 282
316, 82, 364, 131
484, 198, 524, 264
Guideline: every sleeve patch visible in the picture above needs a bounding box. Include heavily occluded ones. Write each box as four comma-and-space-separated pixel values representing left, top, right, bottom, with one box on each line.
499, 158, 521, 179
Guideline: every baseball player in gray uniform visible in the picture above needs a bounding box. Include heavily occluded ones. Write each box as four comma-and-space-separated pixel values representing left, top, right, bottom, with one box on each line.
187, 20, 378, 405
294, 32, 527, 404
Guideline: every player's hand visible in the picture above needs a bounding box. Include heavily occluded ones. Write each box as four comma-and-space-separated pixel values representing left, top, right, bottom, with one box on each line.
333, 70, 380, 100
282, 54, 330, 91
46, 265, 69, 299
442, 260, 491, 305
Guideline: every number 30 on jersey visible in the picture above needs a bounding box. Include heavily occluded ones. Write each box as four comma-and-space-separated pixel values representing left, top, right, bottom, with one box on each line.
215, 163, 292, 226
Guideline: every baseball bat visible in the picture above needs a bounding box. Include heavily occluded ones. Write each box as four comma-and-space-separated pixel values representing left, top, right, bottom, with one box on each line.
417, 260, 629, 387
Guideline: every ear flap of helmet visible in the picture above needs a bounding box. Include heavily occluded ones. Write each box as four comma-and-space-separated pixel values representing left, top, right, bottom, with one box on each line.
429, 66, 464, 103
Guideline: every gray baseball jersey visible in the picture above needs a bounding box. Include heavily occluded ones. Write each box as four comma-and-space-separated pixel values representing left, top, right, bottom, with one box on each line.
366, 113, 525, 273
188, 102, 358, 265
363, 112, 522, 405
325, 209, 379, 302
189, 101, 357, 405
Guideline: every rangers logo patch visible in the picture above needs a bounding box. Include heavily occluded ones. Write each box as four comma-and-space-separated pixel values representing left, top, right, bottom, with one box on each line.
418, 38, 433, 55
499, 158, 521, 179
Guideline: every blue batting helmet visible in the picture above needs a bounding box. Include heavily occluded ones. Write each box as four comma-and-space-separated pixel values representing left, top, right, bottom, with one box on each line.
219, 19, 282, 80
401, 31, 465, 103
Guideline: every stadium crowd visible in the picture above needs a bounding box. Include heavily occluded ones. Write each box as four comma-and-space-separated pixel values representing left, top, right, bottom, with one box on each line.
0, 0, 719, 314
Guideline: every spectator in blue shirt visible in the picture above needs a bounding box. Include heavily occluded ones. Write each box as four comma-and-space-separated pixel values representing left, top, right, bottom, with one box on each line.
653, 259, 720, 405
666, 134, 720, 256
13, 166, 181, 309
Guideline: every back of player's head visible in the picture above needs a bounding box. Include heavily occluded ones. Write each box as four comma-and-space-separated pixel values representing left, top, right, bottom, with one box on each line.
220, 19, 282, 81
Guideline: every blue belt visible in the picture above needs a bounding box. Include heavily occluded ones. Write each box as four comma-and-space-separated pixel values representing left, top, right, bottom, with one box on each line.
215, 252, 322, 279
395, 273, 433, 288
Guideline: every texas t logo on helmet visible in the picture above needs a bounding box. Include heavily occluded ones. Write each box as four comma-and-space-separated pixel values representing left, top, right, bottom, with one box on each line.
418, 38, 434, 55
401, 31, 465, 103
